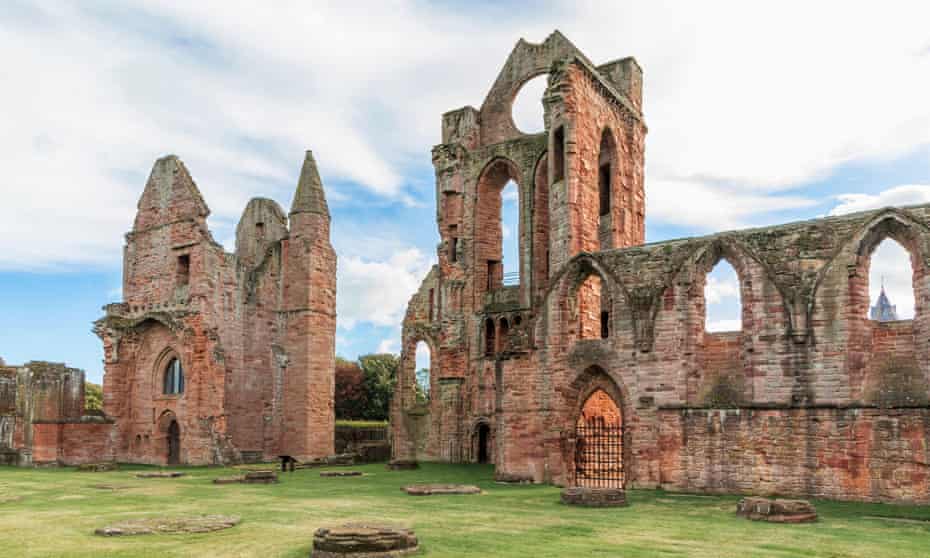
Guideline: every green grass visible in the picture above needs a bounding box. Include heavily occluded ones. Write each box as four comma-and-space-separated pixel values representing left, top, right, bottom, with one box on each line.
334, 419, 388, 428
1, 463, 929, 557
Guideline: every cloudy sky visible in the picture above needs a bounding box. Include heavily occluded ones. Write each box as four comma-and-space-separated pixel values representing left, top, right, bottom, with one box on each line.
1, 1, 929, 382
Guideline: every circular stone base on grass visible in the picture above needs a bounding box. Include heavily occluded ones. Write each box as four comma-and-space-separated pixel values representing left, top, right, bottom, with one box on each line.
560, 487, 628, 507
312, 523, 418, 557
77, 462, 119, 472
320, 471, 363, 477
736, 497, 817, 523
135, 471, 186, 479
89, 484, 131, 491
95, 515, 240, 536
386, 460, 419, 471
213, 476, 245, 485
403, 484, 481, 496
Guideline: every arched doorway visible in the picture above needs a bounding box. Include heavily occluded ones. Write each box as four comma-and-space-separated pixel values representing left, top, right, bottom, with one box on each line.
573, 388, 623, 488
167, 420, 180, 465
477, 423, 491, 464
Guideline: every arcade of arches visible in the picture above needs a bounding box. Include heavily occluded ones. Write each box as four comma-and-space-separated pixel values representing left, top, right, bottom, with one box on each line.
392, 31, 930, 504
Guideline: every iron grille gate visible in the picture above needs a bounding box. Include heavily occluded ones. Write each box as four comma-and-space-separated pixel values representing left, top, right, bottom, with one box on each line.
572, 420, 623, 488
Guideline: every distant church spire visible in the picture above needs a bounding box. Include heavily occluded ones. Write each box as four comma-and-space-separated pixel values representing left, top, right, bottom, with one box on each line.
870, 281, 899, 322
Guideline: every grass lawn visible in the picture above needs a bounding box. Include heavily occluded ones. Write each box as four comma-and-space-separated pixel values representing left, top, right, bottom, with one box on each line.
1, 462, 929, 557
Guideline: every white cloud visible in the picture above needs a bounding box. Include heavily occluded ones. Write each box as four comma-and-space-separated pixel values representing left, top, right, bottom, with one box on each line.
707, 319, 742, 333
705, 275, 739, 305
376, 338, 399, 355
2, 0, 930, 272
337, 247, 433, 330
828, 185, 930, 216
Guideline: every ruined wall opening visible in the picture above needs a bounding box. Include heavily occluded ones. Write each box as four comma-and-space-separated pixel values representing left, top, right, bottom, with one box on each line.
704, 260, 742, 332
511, 74, 548, 134
176, 254, 190, 287
850, 221, 925, 405
597, 129, 617, 250
476, 159, 521, 295
501, 180, 520, 286
866, 238, 915, 321
415, 341, 431, 403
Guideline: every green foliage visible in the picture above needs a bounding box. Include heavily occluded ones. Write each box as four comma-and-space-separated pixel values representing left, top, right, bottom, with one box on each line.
415, 367, 430, 403
84, 381, 103, 412
357, 353, 399, 421
2, 463, 930, 557
335, 419, 388, 428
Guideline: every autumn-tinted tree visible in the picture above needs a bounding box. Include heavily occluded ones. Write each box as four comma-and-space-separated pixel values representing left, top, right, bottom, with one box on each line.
335, 357, 368, 420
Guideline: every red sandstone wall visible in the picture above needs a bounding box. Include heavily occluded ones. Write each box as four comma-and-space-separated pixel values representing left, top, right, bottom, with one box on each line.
658, 408, 930, 503
31, 422, 114, 465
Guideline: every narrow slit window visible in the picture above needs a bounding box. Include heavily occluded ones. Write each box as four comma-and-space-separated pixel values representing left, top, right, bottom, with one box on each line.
177, 254, 190, 287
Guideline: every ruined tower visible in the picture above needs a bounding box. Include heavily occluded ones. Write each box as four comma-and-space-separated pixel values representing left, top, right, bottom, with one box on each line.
95, 152, 335, 465
391, 31, 646, 466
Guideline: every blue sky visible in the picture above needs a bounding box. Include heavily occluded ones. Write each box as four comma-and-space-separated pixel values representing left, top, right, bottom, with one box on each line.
1, 2, 929, 383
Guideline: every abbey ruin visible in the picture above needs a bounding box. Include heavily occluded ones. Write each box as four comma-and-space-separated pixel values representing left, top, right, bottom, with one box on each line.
391, 31, 930, 503
1, 152, 337, 466
1, 30, 928, 506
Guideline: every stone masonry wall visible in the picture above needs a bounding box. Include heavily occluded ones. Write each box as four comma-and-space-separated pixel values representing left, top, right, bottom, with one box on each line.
95, 151, 335, 465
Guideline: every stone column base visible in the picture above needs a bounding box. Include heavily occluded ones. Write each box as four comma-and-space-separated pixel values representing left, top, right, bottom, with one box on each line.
560, 486, 628, 507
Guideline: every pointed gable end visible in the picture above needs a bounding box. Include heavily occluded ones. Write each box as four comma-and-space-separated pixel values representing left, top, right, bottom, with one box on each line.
133, 155, 210, 232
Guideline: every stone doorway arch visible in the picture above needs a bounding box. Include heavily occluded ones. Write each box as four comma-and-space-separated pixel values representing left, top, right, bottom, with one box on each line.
567, 366, 626, 489
167, 420, 180, 465
477, 423, 491, 464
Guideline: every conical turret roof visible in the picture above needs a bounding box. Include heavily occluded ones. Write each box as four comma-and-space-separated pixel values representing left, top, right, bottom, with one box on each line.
290, 150, 329, 217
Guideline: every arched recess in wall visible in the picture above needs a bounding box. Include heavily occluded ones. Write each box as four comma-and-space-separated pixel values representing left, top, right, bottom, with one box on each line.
156, 410, 180, 465
689, 244, 752, 407
475, 158, 522, 295
533, 152, 550, 293
541, 255, 624, 350
847, 215, 927, 405
597, 128, 618, 251
484, 318, 496, 357
568, 365, 628, 488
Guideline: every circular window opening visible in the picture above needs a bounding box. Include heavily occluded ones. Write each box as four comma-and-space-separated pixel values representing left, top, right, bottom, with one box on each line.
511, 74, 548, 134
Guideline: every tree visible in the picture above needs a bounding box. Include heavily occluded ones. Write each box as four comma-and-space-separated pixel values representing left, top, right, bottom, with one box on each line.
357, 353, 399, 421
335, 357, 368, 420
85, 381, 103, 412
415, 368, 430, 403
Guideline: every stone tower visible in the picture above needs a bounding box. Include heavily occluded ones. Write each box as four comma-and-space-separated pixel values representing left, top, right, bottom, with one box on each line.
96, 152, 336, 465
391, 31, 646, 466
282, 151, 337, 460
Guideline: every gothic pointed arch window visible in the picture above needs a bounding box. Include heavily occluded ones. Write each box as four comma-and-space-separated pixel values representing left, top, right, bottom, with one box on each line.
163, 357, 184, 395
